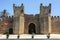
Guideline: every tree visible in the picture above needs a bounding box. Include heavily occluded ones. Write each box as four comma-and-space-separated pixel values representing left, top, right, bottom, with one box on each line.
0, 10, 9, 18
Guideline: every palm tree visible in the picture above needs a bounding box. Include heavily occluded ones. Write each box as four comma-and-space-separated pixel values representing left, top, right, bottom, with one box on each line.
0, 10, 9, 18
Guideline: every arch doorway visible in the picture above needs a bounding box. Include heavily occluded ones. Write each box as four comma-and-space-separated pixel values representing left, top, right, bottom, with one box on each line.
9, 28, 13, 34
28, 23, 36, 34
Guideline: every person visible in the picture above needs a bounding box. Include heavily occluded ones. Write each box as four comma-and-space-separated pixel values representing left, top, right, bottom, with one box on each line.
47, 33, 50, 39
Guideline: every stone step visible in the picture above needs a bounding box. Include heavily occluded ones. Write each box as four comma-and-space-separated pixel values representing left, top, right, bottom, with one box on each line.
0, 34, 60, 39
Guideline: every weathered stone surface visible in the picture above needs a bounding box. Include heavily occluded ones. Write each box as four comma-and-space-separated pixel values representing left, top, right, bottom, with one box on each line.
12, 3, 60, 34
0, 3, 60, 34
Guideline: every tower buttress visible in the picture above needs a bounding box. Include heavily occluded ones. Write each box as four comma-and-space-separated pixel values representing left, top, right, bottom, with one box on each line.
40, 3, 43, 16
39, 3, 51, 34
13, 3, 25, 34
19, 3, 25, 34
49, 3, 51, 13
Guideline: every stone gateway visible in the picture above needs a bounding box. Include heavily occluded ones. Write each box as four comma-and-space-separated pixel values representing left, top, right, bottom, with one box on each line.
13, 3, 60, 34
0, 3, 60, 34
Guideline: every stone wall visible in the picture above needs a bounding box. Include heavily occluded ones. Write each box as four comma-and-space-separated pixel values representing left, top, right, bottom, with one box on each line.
24, 14, 40, 34
51, 16, 60, 34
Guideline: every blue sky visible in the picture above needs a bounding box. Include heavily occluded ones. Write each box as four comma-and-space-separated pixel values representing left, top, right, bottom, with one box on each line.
0, 0, 60, 16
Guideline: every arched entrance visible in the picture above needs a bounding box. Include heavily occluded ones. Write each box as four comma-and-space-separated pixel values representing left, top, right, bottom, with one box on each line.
28, 23, 36, 34
9, 28, 13, 34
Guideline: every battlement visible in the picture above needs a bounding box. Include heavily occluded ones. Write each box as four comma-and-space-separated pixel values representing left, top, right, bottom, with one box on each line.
40, 3, 51, 15
13, 3, 24, 15
40, 3, 51, 7
25, 14, 39, 17
13, 3, 24, 8
51, 16, 60, 19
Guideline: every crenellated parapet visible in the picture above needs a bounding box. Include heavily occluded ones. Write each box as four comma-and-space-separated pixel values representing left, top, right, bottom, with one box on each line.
40, 3, 51, 16
51, 16, 60, 20
51, 16, 60, 34
13, 3, 24, 11
13, 3, 24, 17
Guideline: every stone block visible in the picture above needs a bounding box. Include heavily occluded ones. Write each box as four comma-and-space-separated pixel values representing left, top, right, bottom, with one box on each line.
34, 35, 47, 39
8, 35, 18, 39
19, 34, 32, 39
0, 34, 7, 39
50, 34, 60, 39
